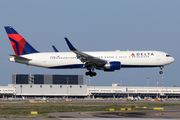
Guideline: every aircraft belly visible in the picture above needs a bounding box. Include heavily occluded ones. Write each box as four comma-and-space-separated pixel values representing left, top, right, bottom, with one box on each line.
47, 59, 83, 69
120, 58, 161, 67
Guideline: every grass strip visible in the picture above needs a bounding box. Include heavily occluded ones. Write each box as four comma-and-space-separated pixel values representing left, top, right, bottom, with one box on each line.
0, 101, 179, 118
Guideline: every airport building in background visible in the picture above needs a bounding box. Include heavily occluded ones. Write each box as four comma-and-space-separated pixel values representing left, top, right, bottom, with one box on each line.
0, 74, 180, 99
12, 74, 83, 85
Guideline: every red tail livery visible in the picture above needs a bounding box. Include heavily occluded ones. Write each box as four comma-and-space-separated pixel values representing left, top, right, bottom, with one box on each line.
4, 26, 38, 56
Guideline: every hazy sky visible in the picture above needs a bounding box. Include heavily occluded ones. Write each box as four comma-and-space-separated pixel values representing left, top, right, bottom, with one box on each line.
0, 0, 179, 87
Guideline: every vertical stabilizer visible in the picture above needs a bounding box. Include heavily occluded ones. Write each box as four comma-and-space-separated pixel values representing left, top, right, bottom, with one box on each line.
4, 26, 38, 56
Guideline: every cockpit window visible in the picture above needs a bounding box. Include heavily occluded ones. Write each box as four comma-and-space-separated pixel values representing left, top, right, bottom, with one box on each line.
166, 55, 171, 57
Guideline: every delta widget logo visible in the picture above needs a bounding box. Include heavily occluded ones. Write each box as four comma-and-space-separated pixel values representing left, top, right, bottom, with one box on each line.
131, 53, 154, 57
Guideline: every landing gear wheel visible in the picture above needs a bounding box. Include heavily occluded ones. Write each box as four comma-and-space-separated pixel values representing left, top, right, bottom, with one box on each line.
85, 71, 97, 77
90, 72, 96, 77
159, 71, 163, 74
93, 72, 97, 76
159, 66, 164, 74
85, 72, 89, 76
90, 74, 93, 77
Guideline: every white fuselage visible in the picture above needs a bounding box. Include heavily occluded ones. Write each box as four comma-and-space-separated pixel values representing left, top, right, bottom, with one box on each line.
9, 50, 174, 70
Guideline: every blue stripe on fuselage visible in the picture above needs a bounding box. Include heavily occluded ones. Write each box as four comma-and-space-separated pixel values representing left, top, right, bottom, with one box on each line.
49, 64, 84, 69
48, 64, 161, 69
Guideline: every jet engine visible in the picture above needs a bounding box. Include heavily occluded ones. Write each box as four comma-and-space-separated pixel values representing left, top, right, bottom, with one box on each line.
104, 61, 121, 71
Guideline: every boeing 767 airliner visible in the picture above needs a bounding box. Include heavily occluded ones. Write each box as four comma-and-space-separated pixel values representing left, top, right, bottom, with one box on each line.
5, 26, 174, 77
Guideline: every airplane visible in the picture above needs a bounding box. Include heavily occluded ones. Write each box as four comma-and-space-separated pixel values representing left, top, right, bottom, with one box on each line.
5, 26, 175, 77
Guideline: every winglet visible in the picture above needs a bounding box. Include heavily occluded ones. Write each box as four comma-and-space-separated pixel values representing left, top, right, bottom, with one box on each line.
64, 37, 76, 51
52, 45, 59, 52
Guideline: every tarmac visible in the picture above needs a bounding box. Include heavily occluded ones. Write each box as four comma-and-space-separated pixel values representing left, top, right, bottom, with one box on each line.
0, 99, 180, 120
0, 108, 179, 120
47, 107, 180, 119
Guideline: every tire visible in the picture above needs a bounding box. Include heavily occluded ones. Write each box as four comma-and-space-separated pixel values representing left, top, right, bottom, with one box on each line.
159, 71, 163, 74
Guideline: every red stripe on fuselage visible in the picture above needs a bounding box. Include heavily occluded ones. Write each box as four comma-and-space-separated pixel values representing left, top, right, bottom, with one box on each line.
8, 34, 26, 55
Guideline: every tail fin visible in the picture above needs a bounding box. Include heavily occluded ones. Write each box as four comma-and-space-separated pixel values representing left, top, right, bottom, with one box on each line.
4, 26, 38, 56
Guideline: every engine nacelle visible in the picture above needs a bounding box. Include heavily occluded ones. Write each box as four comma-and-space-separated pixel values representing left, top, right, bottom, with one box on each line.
104, 61, 121, 71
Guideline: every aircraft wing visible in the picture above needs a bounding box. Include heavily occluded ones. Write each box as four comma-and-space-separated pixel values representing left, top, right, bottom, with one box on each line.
65, 38, 107, 67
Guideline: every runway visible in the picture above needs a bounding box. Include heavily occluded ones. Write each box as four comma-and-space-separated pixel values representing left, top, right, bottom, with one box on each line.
48, 107, 180, 119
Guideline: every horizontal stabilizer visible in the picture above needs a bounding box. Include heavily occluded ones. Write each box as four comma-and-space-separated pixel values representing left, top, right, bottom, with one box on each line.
9, 54, 31, 61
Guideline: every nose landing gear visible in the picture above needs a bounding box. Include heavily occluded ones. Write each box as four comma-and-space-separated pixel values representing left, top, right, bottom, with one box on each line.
159, 66, 164, 74
159, 71, 163, 74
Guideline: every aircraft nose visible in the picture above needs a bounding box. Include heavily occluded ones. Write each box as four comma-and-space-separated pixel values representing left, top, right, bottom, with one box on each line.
170, 57, 175, 63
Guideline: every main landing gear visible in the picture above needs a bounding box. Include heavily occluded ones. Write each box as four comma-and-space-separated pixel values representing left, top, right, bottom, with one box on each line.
159, 66, 164, 74
85, 70, 97, 77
